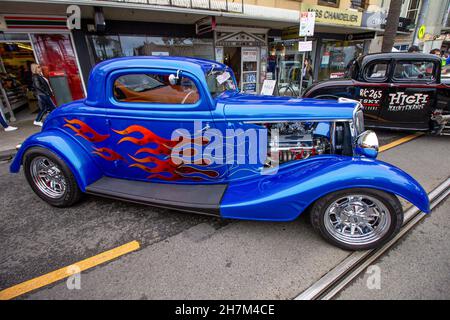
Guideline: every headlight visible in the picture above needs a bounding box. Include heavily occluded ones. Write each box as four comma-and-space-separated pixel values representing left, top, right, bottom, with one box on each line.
355, 130, 379, 159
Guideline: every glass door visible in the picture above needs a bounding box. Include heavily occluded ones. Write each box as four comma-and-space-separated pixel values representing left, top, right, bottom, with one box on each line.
30, 33, 84, 106
241, 47, 259, 94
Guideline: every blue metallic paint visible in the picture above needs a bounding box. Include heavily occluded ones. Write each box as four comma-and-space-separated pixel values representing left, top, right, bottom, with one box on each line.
10, 56, 430, 220
220, 156, 430, 221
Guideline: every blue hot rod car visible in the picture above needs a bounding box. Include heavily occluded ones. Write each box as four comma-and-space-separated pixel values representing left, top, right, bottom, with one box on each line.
10, 57, 429, 250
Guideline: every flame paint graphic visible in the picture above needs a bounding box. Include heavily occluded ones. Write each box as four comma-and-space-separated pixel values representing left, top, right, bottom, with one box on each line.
64, 118, 110, 143
114, 124, 218, 181
113, 125, 209, 149
92, 147, 127, 162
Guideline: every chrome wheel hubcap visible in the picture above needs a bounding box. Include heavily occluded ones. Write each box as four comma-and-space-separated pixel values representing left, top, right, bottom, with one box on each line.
324, 195, 391, 246
30, 156, 66, 199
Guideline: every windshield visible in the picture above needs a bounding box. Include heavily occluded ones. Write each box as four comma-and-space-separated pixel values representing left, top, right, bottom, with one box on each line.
205, 69, 237, 98
442, 65, 450, 78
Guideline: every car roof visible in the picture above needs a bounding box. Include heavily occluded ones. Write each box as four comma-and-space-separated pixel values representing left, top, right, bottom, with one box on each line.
358, 52, 442, 65
92, 56, 227, 74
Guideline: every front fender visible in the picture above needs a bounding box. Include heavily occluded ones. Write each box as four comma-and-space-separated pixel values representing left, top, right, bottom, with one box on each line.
220, 156, 430, 221
10, 129, 103, 192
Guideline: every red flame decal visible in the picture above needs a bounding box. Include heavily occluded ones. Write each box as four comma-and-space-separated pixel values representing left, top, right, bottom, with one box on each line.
64, 118, 110, 143
92, 147, 127, 162
113, 125, 209, 149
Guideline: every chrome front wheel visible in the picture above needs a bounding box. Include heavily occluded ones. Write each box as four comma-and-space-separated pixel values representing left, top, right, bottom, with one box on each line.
310, 189, 403, 251
324, 195, 391, 246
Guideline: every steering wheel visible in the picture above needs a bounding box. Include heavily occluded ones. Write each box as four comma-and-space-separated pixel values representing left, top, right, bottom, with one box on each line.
181, 90, 195, 104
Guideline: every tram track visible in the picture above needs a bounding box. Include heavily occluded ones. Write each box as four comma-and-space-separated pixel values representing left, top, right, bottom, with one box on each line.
295, 177, 450, 300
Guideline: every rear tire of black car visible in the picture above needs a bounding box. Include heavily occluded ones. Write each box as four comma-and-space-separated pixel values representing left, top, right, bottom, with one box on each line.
310, 188, 403, 251
23, 147, 82, 207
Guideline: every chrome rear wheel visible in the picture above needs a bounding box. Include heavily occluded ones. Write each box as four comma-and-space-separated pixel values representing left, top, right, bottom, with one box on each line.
30, 156, 67, 199
24, 147, 82, 207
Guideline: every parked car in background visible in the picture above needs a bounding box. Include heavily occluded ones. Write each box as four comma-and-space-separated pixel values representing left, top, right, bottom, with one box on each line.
304, 53, 450, 135
10, 56, 429, 250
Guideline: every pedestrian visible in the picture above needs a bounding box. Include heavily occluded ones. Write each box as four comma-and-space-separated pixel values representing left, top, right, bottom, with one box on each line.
0, 78, 18, 132
0, 110, 18, 132
31, 63, 56, 127
430, 48, 441, 57
303, 57, 314, 88
408, 45, 421, 53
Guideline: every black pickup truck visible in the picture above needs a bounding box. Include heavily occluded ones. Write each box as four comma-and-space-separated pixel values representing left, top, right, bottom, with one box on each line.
304, 53, 450, 135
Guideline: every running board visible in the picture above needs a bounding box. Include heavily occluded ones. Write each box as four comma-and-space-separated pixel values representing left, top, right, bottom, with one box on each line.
86, 177, 226, 216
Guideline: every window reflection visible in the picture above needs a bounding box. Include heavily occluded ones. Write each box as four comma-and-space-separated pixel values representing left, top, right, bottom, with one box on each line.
87, 34, 214, 63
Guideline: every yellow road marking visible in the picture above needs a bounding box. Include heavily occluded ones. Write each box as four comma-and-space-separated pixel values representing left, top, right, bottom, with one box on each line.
379, 133, 424, 153
0, 240, 140, 300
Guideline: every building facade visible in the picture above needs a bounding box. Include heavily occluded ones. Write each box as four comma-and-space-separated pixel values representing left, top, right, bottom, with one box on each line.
0, 0, 387, 119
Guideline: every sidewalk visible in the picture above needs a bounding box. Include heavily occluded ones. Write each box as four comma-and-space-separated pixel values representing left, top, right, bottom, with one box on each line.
0, 110, 40, 160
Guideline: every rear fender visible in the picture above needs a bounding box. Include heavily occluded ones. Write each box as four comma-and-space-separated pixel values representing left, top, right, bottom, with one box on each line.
220, 157, 430, 221
10, 129, 102, 191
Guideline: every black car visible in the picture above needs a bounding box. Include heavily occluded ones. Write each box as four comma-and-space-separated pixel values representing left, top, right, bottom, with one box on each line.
304, 53, 450, 135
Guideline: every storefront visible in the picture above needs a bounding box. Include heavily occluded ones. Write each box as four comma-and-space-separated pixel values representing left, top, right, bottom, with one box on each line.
72, 19, 215, 88
0, 15, 85, 121
213, 26, 269, 94
268, 3, 372, 95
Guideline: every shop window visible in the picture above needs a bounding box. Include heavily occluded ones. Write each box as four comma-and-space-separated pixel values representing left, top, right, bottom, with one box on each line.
393, 61, 435, 82
86, 34, 214, 64
365, 62, 389, 81
113, 73, 200, 104
318, 41, 364, 81
350, 0, 368, 10
318, 0, 340, 8
119, 36, 214, 61
30, 34, 85, 103
406, 0, 421, 24
86, 35, 123, 64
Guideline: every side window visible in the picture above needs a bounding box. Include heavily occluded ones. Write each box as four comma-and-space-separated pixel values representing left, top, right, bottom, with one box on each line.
393, 61, 436, 82
113, 73, 199, 104
365, 62, 389, 81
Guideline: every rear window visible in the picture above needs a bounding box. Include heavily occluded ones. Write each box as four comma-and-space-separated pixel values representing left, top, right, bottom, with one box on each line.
113, 73, 199, 104
365, 62, 389, 81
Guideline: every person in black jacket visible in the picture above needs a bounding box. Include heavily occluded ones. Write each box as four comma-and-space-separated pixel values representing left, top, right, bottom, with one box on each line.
31, 63, 56, 126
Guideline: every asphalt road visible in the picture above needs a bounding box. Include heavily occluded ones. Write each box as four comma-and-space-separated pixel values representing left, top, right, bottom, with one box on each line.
0, 132, 448, 299
336, 199, 450, 300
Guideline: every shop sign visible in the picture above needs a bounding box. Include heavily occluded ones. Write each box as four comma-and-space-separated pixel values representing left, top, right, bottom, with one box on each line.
195, 16, 216, 35
242, 48, 258, 62
0, 14, 68, 31
362, 11, 413, 32
345, 32, 376, 41
298, 41, 313, 52
260, 80, 277, 96
299, 12, 315, 37
215, 31, 266, 47
300, 4, 362, 27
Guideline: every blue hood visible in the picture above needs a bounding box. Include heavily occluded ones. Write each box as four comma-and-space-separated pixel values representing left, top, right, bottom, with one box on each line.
218, 93, 357, 122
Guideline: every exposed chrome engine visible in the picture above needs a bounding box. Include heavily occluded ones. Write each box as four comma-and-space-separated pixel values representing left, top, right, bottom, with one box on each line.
264, 121, 331, 165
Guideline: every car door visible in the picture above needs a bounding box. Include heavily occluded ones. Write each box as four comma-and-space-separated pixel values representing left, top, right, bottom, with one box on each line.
354, 59, 391, 126
380, 59, 438, 130
101, 68, 227, 183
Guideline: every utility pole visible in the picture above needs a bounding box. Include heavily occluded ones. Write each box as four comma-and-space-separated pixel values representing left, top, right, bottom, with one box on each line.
413, 0, 430, 46
381, 0, 402, 52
